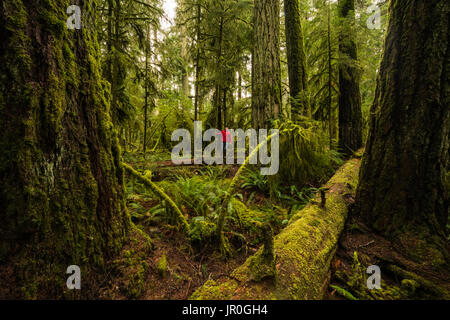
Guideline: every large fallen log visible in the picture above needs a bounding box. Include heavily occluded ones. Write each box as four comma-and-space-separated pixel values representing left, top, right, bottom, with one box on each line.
191, 157, 361, 300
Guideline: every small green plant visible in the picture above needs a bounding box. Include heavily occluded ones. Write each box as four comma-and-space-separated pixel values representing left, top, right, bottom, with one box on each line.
188, 217, 216, 245
199, 166, 227, 180
162, 175, 226, 217
275, 185, 318, 215
241, 168, 269, 194
157, 254, 168, 277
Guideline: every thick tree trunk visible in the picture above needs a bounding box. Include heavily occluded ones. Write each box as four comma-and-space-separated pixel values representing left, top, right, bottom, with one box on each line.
143, 25, 151, 156
194, 3, 201, 121
215, 85, 222, 129
283, 0, 308, 119
327, 3, 333, 149
223, 88, 227, 128
337, 0, 363, 156
192, 157, 361, 300
181, 25, 190, 97
252, 0, 282, 130
106, 0, 113, 83
215, 15, 224, 129
238, 72, 242, 100
0, 0, 129, 298
354, 0, 449, 267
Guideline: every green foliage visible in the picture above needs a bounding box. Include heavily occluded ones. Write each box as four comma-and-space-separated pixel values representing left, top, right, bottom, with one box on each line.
330, 284, 358, 300
274, 185, 318, 215
188, 217, 216, 245
354, 0, 389, 142
333, 251, 450, 300
303, 0, 339, 124
174, 0, 253, 129
97, 0, 163, 127
161, 175, 227, 218
147, 91, 194, 150
241, 168, 269, 194
123, 163, 190, 232
199, 166, 228, 181
230, 199, 287, 237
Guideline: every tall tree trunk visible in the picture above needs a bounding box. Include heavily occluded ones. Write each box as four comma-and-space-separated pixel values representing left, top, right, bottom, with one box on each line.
215, 14, 224, 129
354, 0, 449, 267
215, 86, 222, 129
112, 0, 121, 124
337, 0, 363, 156
238, 72, 242, 100
106, 0, 113, 83
223, 87, 227, 128
181, 25, 190, 97
252, 0, 282, 130
283, 0, 308, 119
194, 3, 202, 121
0, 0, 129, 297
143, 25, 151, 156
327, 2, 333, 148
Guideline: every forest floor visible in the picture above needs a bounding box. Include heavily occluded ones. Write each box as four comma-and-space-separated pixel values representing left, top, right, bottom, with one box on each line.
98, 151, 319, 299
101, 220, 251, 300
326, 214, 450, 300
98, 152, 449, 300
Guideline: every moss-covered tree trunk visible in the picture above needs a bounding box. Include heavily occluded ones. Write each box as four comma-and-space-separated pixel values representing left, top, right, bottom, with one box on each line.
354, 0, 449, 268
181, 24, 190, 97
337, 0, 362, 156
215, 15, 224, 129
252, 0, 282, 130
283, 0, 308, 119
194, 2, 202, 121
0, 0, 129, 298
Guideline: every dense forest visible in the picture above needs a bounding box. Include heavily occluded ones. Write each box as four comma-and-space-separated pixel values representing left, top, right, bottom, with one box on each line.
0, 0, 448, 301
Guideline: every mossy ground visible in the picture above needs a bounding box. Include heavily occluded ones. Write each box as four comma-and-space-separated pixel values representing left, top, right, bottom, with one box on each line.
327, 216, 450, 300
96, 150, 324, 299
97, 159, 278, 299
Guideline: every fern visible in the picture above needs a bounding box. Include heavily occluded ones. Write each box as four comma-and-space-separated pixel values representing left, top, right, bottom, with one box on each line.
241, 168, 269, 194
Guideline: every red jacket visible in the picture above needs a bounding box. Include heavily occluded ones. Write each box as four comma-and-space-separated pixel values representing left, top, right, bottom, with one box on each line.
221, 130, 232, 143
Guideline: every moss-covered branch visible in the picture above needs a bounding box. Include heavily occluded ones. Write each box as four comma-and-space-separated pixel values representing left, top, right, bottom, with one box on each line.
192, 156, 361, 300
122, 163, 190, 232
214, 131, 280, 253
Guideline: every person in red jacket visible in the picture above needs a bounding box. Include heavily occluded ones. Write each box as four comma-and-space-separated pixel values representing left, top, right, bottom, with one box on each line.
221, 128, 231, 161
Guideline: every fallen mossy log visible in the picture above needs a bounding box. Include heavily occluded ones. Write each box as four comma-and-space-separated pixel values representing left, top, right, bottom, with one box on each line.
122, 163, 190, 232
191, 157, 361, 300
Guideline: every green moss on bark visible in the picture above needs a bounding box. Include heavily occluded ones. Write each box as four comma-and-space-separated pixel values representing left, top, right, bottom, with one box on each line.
0, 0, 129, 298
